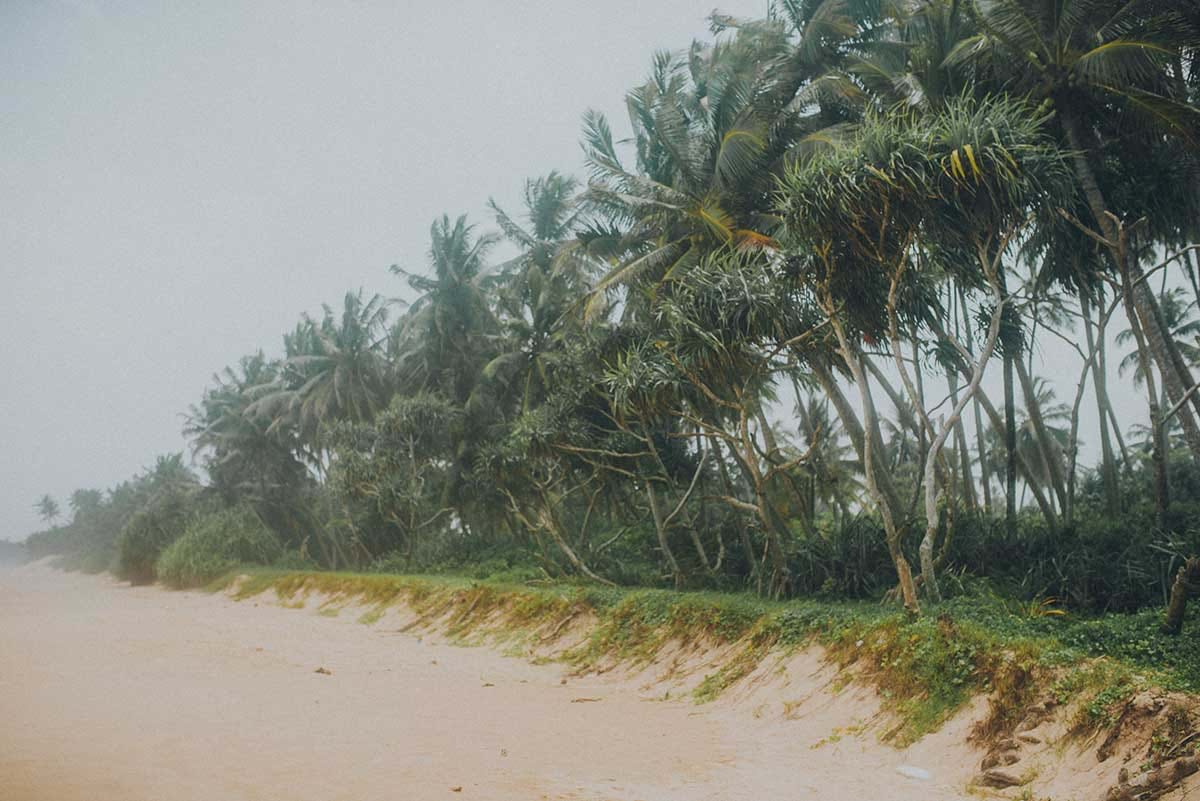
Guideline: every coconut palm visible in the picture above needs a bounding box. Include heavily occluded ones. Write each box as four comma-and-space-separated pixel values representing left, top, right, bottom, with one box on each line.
245, 290, 391, 455
187, 352, 312, 498
34, 495, 60, 525
579, 20, 819, 316
482, 173, 598, 413
391, 215, 500, 405
947, 0, 1200, 460
1117, 287, 1200, 385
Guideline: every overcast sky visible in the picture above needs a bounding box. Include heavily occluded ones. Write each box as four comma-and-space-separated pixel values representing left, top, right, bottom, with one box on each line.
1, 0, 1155, 541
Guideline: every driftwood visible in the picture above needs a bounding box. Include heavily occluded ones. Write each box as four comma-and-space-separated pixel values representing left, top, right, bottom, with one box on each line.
1103, 757, 1198, 801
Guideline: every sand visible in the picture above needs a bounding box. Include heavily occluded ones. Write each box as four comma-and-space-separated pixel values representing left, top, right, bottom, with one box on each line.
0, 563, 1012, 800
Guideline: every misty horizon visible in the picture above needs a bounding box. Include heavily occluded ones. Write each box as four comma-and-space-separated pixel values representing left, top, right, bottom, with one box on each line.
2, 0, 769, 540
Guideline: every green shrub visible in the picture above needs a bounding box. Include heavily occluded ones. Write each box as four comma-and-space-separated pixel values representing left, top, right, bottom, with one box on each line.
156, 505, 281, 588
116, 491, 196, 584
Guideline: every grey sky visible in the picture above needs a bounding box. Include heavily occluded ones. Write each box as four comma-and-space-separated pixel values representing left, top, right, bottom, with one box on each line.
1, 0, 771, 539
0, 0, 1155, 541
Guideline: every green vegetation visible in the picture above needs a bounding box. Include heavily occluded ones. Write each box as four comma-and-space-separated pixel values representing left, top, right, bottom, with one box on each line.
20, 0, 1200, 732
115, 480, 199, 585
156, 504, 281, 589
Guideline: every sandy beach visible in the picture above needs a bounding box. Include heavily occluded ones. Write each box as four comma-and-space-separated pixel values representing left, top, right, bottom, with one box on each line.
1, 563, 989, 801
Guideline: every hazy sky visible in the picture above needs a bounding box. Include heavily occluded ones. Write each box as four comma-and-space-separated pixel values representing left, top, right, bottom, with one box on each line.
0, 0, 1155, 541
1, 0, 775, 539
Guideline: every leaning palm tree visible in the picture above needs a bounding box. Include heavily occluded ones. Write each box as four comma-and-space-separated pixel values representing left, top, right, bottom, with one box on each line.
579, 21, 812, 318
186, 352, 312, 499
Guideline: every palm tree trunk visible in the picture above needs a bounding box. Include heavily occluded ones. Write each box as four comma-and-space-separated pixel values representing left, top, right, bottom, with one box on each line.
645, 481, 684, 589
1062, 111, 1200, 463
533, 490, 615, 586
948, 369, 979, 512
920, 290, 1006, 603
1163, 558, 1199, 635
825, 309, 919, 614
996, 262, 1019, 532
1003, 343, 1019, 531
960, 286, 993, 514
811, 361, 905, 516
1118, 285, 1171, 529
1081, 293, 1120, 512
932, 318, 1059, 531
1014, 357, 1069, 513
1106, 396, 1133, 472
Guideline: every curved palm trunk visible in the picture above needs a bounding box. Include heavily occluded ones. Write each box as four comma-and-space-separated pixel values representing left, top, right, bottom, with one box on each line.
1062, 111, 1200, 463
824, 302, 919, 615
812, 360, 905, 518
920, 285, 1005, 603
1118, 285, 1171, 529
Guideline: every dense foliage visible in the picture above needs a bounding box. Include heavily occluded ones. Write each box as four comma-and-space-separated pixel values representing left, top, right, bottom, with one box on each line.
156, 504, 282, 589
25, 1, 1200, 623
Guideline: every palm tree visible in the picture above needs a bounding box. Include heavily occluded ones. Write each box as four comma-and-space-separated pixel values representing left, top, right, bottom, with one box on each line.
579, 21, 813, 316
391, 215, 500, 405
34, 495, 60, 525
187, 353, 311, 497
949, 0, 1200, 461
1117, 288, 1200, 385
482, 173, 597, 413
290, 291, 391, 430
794, 389, 863, 524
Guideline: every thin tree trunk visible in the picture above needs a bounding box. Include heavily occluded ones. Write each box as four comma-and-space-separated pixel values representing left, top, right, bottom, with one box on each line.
961, 286, 994, 514
1062, 111, 1200, 462
998, 263, 1019, 534
920, 287, 1005, 603
1064, 332, 1094, 527
645, 482, 683, 588
1014, 356, 1069, 513
948, 369, 979, 512
932, 318, 1060, 531
518, 490, 614, 587
712, 437, 759, 587
825, 302, 919, 614
1118, 283, 1170, 529
1081, 292, 1121, 512
811, 360, 905, 516
1003, 342, 1019, 531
